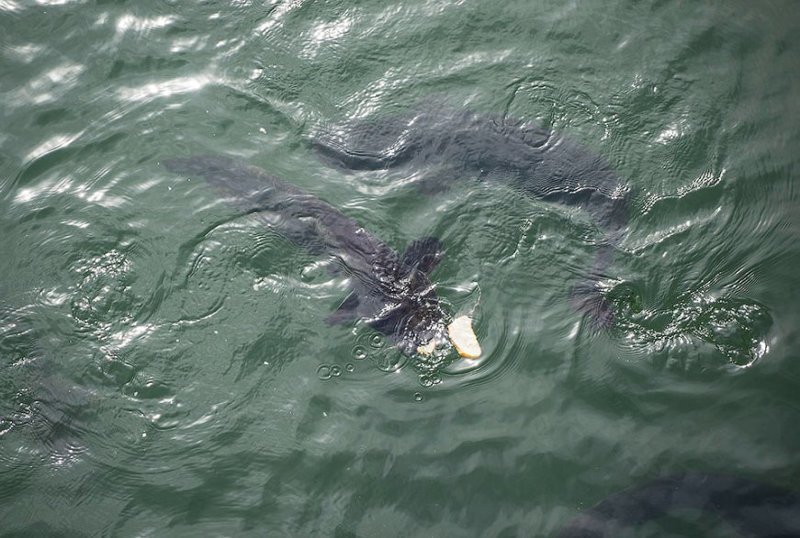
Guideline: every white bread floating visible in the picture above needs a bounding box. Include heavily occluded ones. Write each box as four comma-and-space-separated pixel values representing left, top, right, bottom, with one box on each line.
447, 315, 481, 359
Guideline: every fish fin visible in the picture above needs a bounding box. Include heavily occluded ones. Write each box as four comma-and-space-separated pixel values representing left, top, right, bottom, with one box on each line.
401, 237, 444, 274
325, 293, 360, 326
570, 281, 615, 330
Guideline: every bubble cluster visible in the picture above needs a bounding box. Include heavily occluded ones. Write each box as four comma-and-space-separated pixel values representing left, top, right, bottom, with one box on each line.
419, 373, 442, 387
316, 362, 354, 380
344, 324, 467, 383
316, 364, 332, 380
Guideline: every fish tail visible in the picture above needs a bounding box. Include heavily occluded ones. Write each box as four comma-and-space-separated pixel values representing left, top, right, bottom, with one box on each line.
570, 244, 617, 329
162, 154, 283, 212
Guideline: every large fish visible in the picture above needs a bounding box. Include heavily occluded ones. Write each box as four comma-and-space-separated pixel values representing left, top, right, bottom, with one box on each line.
312, 107, 630, 326
557, 472, 800, 537
163, 155, 465, 357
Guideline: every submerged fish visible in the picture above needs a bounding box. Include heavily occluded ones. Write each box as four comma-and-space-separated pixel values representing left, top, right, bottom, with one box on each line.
312, 106, 631, 326
312, 107, 629, 232
557, 472, 800, 537
163, 155, 477, 357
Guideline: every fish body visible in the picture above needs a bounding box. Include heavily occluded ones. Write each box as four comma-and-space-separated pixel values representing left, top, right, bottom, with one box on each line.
557, 472, 800, 537
312, 107, 629, 236
164, 155, 449, 355
312, 107, 631, 326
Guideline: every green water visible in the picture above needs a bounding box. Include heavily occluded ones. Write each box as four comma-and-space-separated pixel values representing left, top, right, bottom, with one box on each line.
2, 0, 799, 536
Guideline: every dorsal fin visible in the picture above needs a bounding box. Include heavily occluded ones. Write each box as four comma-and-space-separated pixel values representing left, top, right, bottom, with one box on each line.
325, 292, 360, 326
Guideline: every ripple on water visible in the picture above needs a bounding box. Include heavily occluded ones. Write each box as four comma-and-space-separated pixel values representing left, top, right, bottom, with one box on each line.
610, 282, 773, 371
69, 248, 136, 329
346, 322, 406, 374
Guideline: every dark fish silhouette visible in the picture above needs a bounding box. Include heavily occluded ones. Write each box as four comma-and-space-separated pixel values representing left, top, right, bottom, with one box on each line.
557, 472, 800, 537
163, 155, 454, 356
312, 107, 630, 327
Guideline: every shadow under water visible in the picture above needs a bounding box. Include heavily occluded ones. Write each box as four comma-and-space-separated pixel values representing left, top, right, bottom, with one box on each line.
311, 104, 630, 329
557, 472, 800, 537
163, 155, 455, 359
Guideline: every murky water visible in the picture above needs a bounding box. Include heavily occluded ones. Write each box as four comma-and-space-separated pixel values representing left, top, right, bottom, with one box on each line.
2, 1, 799, 536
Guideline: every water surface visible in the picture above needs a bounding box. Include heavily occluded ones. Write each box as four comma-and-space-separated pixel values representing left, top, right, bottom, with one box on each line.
1, 0, 799, 536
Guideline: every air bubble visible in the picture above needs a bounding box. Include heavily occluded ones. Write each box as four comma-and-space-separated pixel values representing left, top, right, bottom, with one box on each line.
353, 345, 367, 360
370, 334, 385, 348
331, 365, 342, 377
414, 392, 424, 402
317, 365, 332, 380
345, 363, 355, 372
420, 376, 434, 388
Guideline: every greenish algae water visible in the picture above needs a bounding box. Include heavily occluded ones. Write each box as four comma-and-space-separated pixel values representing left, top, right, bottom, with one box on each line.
1, 1, 799, 536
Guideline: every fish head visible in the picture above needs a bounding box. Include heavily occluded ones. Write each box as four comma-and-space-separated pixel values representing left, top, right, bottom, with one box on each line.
366, 270, 452, 357
391, 300, 482, 359
371, 267, 481, 359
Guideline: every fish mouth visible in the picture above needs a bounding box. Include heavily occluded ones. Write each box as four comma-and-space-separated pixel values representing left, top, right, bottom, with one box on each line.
415, 330, 449, 357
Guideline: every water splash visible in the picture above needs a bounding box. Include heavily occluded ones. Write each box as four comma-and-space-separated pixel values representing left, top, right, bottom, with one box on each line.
611, 283, 773, 370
